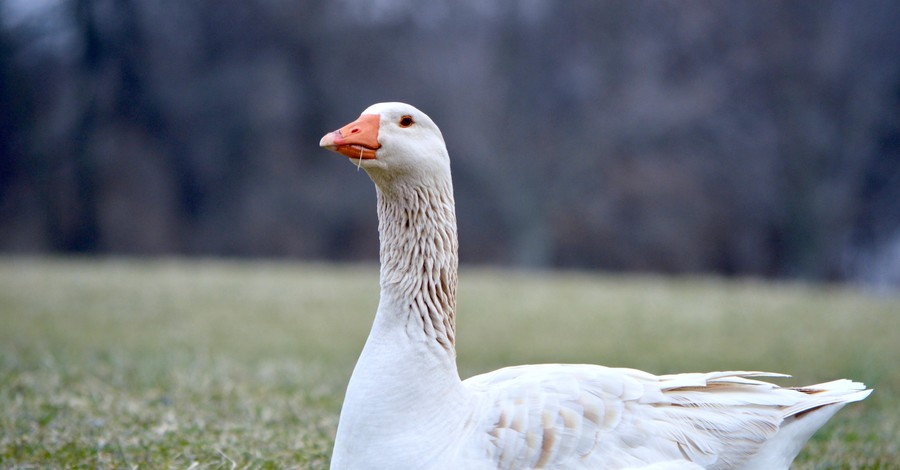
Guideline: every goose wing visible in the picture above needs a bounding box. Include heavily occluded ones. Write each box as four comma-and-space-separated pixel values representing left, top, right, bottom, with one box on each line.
461, 365, 820, 469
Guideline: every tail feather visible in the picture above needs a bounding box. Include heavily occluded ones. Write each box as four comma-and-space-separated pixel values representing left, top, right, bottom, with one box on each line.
740, 380, 872, 470
784, 379, 872, 417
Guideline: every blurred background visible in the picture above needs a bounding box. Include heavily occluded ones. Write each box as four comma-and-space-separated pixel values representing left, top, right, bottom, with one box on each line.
1, 0, 899, 287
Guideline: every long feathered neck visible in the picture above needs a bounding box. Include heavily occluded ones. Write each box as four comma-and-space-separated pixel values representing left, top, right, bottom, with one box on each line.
375, 176, 459, 353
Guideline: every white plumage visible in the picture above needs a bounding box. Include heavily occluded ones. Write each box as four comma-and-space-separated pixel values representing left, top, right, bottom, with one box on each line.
319, 102, 871, 470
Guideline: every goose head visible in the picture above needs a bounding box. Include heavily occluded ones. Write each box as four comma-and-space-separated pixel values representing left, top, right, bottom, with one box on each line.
319, 102, 451, 189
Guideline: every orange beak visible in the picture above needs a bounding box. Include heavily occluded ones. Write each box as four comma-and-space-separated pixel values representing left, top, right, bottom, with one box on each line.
319, 113, 381, 160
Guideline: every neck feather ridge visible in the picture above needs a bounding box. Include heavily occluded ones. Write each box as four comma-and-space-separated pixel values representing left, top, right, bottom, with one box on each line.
376, 178, 458, 352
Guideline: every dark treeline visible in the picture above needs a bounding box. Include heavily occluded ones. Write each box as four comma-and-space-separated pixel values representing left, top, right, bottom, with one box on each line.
1, 0, 899, 286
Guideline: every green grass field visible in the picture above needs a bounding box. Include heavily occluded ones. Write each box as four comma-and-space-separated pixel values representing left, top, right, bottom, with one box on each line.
1, 258, 898, 469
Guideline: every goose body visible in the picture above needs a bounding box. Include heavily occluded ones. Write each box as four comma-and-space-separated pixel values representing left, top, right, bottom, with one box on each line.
319, 102, 870, 470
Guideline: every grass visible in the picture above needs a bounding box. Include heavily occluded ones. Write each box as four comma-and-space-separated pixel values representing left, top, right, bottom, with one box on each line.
0, 258, 898, 468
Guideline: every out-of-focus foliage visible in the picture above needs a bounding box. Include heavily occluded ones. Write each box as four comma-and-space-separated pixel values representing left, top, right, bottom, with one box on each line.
1, 0, 899, 285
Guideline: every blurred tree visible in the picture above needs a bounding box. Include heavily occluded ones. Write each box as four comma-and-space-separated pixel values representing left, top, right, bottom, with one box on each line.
0, 0, 898, 285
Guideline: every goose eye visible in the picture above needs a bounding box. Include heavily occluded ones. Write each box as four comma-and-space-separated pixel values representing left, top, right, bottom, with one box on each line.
399, 115, 414, 128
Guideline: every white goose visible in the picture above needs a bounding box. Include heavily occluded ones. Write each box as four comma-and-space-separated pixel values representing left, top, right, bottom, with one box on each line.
319, 102, 871, 470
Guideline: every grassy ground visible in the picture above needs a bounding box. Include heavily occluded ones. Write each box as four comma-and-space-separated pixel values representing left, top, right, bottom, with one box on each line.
1, 258, 898, 469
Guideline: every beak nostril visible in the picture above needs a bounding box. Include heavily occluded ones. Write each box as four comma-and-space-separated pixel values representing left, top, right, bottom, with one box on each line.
325, 113, 379, 159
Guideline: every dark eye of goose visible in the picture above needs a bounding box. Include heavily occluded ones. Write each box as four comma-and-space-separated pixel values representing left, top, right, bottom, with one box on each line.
399, 115, 414, 128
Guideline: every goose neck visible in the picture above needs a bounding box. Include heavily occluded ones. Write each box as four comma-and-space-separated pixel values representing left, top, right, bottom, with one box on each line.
375, 179, 459, 353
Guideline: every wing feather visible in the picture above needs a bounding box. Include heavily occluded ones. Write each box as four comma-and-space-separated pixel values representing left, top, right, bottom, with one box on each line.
461, 365, 825, 469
